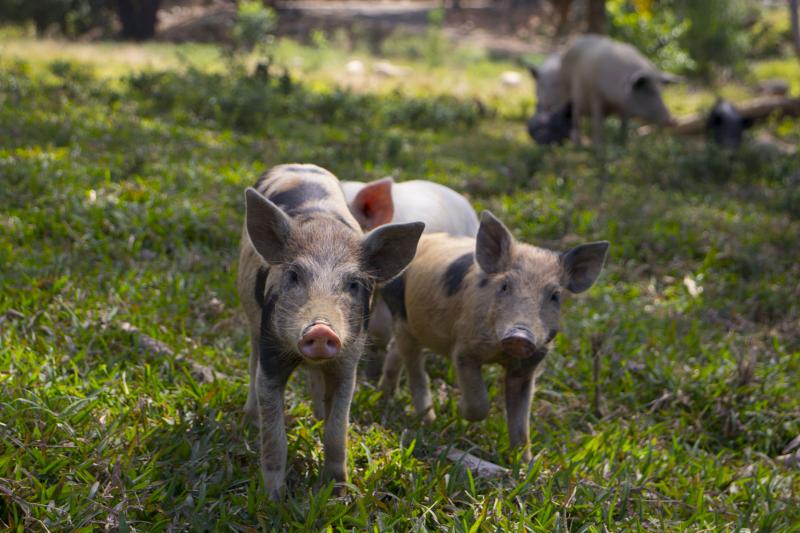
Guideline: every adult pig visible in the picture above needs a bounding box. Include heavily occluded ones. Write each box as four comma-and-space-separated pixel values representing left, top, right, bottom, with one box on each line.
531, 35, 678, 146
342, 177, 479, 379
379, 211, 608, 461
237, 164, 424, 499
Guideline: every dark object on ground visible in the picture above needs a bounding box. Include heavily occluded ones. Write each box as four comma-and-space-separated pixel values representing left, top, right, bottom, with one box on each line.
669, 96, 800, 136
527, 104, 572, 145
117, 0, 161, 40
758, 78, 790, 96
706, 99, 754, 149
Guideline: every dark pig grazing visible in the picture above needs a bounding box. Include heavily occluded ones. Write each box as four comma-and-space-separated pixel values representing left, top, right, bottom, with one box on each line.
706, 99, 754, 149
527, 103, 573, 145
341, 177, 480, 380
237, 164, 424, 499
379, 212, 608, 461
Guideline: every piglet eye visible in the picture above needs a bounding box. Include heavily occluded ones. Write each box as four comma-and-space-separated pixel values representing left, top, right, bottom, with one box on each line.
499, 281, 510, 294
551, 291, 561, 304
287, 269, 300, 285
347, 279, 362, 294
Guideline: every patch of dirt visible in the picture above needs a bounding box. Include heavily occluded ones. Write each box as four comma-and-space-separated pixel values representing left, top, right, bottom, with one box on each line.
155, 0, 581, 58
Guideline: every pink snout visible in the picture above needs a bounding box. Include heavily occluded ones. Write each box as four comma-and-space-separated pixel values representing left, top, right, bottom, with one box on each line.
298, 323, 341, 360
501, 327, 539, 360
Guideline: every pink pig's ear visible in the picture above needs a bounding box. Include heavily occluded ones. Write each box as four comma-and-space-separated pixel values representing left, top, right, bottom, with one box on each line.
350, 177, 394, 230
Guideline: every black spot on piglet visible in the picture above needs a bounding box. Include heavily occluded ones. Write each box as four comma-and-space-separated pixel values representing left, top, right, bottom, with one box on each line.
381, 274, 406, 320
443, 253, 474, 296
268, 182, 329, 212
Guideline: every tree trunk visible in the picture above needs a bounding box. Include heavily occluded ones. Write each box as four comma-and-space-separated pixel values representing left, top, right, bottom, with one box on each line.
587, 0, 606, 34
116, 0, 161, 40
791, 0, 800, 58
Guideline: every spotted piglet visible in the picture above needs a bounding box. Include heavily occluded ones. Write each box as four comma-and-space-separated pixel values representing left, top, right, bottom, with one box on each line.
237, 164, 424, 499
379, 211, 608, 461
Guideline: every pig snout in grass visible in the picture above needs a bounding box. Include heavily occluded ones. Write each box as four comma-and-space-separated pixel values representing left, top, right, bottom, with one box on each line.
706, 99, 754, 149
379, 211, 608, 462
531, 35, 679, 146
342, 177, 480, 380
527, 104, 573, 145
237, 164, 424, 500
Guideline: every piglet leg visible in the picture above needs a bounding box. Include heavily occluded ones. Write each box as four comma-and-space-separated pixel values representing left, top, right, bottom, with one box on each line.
321, 362, 357, 494
378, 338, 402, 396
504, 366, 536, 463
256, 374, 289, 500
396, 332, 434, 423
454, 351, 489, 421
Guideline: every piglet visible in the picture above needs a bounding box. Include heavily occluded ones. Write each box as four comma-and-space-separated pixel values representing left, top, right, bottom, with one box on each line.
379, 211, 608, 461
341, 178, 479, 379
237, 164, 423, 499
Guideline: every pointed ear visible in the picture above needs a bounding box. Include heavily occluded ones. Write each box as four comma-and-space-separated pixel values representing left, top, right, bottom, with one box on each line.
349, 177, 395, 230
629, 70, 653, 92
560, 241, 609, 293
362, 221, 424, 282
475, 211, 514, 274
245, 187, 293, 264
659, 72, 683, 85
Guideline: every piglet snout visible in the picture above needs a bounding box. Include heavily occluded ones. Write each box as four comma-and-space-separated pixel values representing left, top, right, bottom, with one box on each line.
501, 326, 538, 359
299, 323, 341, 360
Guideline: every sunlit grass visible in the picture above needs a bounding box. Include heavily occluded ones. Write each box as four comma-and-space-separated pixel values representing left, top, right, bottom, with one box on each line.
0, 33, 798, 530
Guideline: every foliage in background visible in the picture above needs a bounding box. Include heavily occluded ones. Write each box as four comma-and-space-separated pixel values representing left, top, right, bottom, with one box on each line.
609, 0, 757, 79
226, 0, 277, 70
0, 0, 111, 37
379, 7, 449, 68
674, 0, 751, 79
607, 0, 694, 74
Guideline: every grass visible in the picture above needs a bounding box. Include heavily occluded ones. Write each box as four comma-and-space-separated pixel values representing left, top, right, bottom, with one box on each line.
1, 32, 799, 531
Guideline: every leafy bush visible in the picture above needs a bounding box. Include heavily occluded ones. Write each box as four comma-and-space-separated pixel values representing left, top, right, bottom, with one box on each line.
674, 0, 750, 79
127, 68, 479, 135
608, 0, 694, 73
609, 0, 751, 79
0, 0, 110, 37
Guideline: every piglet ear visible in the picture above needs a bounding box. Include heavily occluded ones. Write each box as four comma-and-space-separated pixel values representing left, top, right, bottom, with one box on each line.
475, 211, 514, 274
362, 221, 425, 282
560, 241, 609, 293
630, 70, 654, 92
245, 187, 293, 264
350, 177, 395, 230
659, 71, 684, 85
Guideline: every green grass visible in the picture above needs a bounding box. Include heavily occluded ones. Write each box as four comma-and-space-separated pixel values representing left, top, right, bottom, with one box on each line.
1, 36, 799, 531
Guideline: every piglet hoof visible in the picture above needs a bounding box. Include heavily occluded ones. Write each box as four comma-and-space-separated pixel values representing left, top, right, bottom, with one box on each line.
243, 404, 259, 427
459, 401, 489, 422
318, 469, 347, 497
420, 408, 436, 424
262, 471, 286, 501
377, 377, 397, 399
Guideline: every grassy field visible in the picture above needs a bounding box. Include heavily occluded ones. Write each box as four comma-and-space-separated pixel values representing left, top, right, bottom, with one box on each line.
1, 32, 799, 531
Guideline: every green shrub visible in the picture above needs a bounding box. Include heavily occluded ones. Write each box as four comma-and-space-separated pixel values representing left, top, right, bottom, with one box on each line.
224, 0, 277, 73
609, 0, 751, 79
127, 67, 479, 135
0, 0, 110, 37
